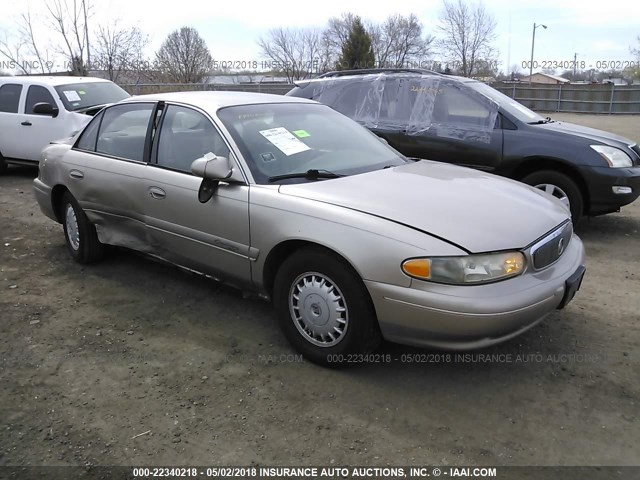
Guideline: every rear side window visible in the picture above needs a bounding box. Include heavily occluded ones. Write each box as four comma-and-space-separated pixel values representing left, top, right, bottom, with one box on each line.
75, 110, 104, 152
96, 103, 154, 162
0, 83, 22, 113
25, 85, 56, 114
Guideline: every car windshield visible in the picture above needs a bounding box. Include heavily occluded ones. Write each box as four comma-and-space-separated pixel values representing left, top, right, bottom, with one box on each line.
217, 103, 407, 184
54, 82, 130, 112
466, 81, 545, 124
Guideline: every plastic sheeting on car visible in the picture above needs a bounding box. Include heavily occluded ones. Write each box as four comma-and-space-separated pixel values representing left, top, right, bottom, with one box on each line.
304, 73, 500, 144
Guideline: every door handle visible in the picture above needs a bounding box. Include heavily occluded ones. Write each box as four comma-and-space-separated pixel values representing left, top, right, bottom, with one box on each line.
148, 186, 166, 199
21, 121, 32, 126
69, 169, 84, 179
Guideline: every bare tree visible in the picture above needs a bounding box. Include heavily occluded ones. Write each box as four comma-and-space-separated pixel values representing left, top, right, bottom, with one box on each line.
94, 22, 149, 82
371, 13, 433, 68
155, 27, 213, 83
436, 0, 497, 77
0, 10, 54, 75
258, 27, 325, 82
46, 0, 92, 75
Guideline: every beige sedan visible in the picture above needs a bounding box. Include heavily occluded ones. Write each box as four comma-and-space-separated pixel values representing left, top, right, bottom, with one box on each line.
33, 92, 585, 366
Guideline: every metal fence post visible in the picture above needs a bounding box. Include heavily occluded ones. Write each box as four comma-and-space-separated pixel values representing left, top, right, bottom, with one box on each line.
557, 84, 562, 112
609, 83, 615, 114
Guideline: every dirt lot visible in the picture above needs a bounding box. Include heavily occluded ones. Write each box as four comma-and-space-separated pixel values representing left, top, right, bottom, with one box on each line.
1, 114, 639, 470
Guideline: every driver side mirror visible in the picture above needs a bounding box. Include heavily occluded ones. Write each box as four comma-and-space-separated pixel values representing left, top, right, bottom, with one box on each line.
32, 102, 59, 118
191, 153, 244, 203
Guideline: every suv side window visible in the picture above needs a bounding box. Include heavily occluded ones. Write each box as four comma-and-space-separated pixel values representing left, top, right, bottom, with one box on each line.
156, 105, 229, 173
96, 103, 154, 162
75, 110, 105, 152
0, 84, 23, 113
25, 85, 56, 114
432, 84, 492, 126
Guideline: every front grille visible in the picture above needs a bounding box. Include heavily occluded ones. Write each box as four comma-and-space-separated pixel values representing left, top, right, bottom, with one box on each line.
531, 223, 573, 270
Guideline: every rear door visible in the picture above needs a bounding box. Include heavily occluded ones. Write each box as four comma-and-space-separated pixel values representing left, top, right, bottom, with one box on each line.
143, 104, 251, 285
66, 102, 155, 251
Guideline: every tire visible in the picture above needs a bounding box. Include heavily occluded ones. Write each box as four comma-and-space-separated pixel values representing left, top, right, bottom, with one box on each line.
273, 247, 382, 367
522, 170, 584, 224
0, 153, 7, 175
61, 191, 104, 264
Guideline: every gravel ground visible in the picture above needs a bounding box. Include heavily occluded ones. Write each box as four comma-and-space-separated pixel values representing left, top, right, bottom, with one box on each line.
0, 115, 638, 471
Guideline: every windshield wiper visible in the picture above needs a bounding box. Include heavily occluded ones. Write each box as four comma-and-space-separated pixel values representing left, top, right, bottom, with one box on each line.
528, 116, 554, 125
268, 169, 344, 183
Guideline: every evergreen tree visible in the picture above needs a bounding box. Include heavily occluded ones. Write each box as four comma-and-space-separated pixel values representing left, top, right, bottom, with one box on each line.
337, 17, 375, 70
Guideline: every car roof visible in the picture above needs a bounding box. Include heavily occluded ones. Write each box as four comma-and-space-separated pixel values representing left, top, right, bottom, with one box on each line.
121, 91, 317, 111
0, 75, 113, 86
295, 70, 479, 87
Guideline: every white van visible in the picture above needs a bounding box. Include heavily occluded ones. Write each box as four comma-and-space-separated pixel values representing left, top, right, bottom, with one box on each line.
0, 76, 130, 173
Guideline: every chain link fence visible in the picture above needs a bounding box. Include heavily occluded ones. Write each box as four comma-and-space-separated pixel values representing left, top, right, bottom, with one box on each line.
120, 83, 294, 96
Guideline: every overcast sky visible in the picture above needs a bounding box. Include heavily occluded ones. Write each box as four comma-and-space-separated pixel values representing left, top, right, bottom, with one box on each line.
2, 0, 639, 75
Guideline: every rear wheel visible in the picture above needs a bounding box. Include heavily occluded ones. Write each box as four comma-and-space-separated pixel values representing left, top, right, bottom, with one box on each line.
273, 247, 381, 367
61, 192, 104, 263
522, 170, 584, 224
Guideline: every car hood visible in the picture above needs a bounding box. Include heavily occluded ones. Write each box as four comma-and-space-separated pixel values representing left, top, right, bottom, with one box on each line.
278, 161, 570, 253
535, 121, 635, 148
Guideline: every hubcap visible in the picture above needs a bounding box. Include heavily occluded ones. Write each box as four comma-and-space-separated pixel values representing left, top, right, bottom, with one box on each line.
289, 272, 348, 347
535, 183, 570, 209
65, 204, 80, 251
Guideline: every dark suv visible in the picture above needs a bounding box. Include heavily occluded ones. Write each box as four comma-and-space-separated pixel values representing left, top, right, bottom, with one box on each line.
287, 69, 640, 222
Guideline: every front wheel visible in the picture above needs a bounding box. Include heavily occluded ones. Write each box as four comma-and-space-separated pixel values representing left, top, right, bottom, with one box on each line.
61, 192, 104, 264
522, 170, 584, 224
273, 248, 381, 366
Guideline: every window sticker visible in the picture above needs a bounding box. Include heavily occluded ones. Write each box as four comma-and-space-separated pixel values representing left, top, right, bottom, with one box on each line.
293, 129, 310, 138
78, 90, 86, 95
259, 127, 310, 156
63, 90, 81, 102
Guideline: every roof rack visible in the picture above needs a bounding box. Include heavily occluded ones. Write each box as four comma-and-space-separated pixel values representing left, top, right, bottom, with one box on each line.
317, 68, 440, 78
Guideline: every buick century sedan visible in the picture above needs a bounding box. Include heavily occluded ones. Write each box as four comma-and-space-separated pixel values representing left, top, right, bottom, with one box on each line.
33, 92, 586, 365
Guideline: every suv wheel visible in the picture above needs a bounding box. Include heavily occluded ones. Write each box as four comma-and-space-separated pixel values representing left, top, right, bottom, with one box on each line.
0, 153, 7, 175
522, 170, 584, 224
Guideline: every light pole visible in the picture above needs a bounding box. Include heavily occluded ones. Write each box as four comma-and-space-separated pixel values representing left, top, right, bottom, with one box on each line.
529, 23, 547, 83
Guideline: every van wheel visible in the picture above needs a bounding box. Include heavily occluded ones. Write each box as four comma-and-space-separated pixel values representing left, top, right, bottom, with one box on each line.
522, 170, 584, 224
273, 247, 381, 367
61, 192, 104, 263
0, 153, 7, 175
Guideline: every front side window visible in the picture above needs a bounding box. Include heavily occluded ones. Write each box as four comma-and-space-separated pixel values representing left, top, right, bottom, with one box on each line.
0, 83, 23, 113
96, 103, 154, 162
156, 105, 230, 173
25, 85, 56, 114
218, 103, 406, 184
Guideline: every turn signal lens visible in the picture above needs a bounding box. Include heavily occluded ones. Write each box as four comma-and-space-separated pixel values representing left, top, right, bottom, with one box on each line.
402, 259, 431, 280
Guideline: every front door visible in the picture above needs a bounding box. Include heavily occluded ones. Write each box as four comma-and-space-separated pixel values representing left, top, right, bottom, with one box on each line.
144, 104, 252, 285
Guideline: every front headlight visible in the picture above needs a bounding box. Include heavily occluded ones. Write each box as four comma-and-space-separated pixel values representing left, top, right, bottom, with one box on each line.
590, 145, 633, 168
402, 251, 526, 285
